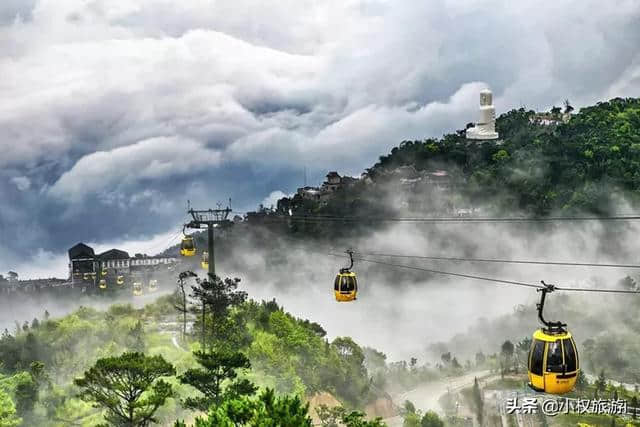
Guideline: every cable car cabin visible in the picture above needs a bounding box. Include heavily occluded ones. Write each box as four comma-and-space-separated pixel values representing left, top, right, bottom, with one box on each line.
180, 236, 196, 256
117, 275, 125, 285
334, 272, 357, 302
148, 279, 158, 292
201, 251, 209, 270
528, 329, 579, 394
527, 283, 579, 395
101, 268, 107, 277
99, 279, 107, 289
133, 282, 143, 296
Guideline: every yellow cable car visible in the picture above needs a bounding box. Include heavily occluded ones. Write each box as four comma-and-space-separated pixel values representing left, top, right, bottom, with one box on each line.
83, 272, 91, 281
180, 235, 196, 257
527, 283, 579, 394
117, 275, 125, 285
133, 282, 143, 296
201, 251, 209, 270
101, 268, 107, 277
148, 279, 158, 292
334, 250, 358, 302
99, 279, 107, 289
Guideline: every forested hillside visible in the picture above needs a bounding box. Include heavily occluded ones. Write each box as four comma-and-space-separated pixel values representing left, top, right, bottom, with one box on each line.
0, 277, 436, 426
291, 97, 640, 220
162, 97, 640, 258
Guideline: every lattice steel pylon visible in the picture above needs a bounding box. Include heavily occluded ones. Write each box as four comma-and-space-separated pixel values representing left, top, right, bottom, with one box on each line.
184, 204, 233, 276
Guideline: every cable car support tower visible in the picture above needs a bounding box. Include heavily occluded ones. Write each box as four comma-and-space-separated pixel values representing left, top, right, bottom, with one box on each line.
184, 203, 233, 276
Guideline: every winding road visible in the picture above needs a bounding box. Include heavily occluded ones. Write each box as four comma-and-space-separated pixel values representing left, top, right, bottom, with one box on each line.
384, 370, 494, 426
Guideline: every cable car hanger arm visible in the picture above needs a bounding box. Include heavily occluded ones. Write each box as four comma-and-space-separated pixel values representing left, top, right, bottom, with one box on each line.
536, 281, 566, 333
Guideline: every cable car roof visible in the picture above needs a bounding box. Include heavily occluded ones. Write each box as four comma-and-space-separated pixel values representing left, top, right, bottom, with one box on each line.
533, 329, 572, 341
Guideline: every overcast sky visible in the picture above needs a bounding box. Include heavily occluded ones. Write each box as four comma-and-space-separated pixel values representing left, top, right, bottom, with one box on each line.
2, 0, 640, 277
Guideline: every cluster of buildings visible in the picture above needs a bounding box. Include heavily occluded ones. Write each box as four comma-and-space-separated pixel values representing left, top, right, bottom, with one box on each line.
0, 275, 69, 295
294, 171, 359, 205
68, 243, 177, 286
529, 111, 572, 126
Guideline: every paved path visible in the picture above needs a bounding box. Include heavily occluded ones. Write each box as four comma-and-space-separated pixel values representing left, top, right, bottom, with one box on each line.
384, 370, 494, 426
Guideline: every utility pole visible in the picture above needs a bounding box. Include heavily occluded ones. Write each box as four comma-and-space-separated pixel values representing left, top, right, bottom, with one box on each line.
184, 205, 233, 277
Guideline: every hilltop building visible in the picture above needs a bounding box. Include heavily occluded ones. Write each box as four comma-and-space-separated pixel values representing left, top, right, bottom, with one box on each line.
294, 171, 360, 205
529, 111, 571, 126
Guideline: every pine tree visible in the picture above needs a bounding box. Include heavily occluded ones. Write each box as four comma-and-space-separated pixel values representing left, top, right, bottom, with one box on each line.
74, 352, 175, 426
472, 377, 483, 426
179, 350, 256, 411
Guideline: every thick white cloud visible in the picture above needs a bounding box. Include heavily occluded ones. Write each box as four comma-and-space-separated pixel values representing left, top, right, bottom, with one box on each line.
3, 0, 640, 176
261, 190, 290, 209
2, 0, 640, 269
48, 136, 221, 202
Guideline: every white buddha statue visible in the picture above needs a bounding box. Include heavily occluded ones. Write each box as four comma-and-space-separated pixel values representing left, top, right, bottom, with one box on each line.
466, 88, 499, 140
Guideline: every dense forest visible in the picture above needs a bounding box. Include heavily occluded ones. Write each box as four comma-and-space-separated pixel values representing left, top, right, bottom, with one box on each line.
0, 273, 467, 426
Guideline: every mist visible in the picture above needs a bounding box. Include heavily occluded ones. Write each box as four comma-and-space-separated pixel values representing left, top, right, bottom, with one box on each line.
211, 209, 640, 364
3, 178, 640, 373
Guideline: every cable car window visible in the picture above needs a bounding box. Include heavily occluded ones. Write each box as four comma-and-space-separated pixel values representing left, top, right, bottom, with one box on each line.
334, 276, 340, 291
562, 338, 577, 372
341, 276, 355, 292
546, 341, 564, 373
530, 339, 545, 376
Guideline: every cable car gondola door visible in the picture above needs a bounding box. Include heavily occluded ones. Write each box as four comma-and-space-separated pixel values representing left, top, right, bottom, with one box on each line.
528, 338, 545, 391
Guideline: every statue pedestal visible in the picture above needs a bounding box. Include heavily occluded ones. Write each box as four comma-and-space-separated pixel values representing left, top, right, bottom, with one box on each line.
466, 127, 499, 140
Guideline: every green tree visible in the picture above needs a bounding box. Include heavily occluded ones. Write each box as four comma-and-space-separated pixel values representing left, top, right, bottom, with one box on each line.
402, 400, 421, 427
596, 369, 607, 393
0, 388, 21, 427
12, 372, 38, 417
403, 400, 416, 414
440, 352, 451, 365
190, 274, 248, 352
421, 410, 444, 427
316, 404, 345, 427
501, 341, 514, 358
341, 410, 386, 427
127, 320, 145, 353
563, 99, 574, 114
403, 412, 422, 427
514, 338, 531, 373
74, 352, 175, 427
180, 350, 256, 411
576, 370, 588, 392
190, 388, 312, 426
472, 377, 483, 426
176, 271, 197, 343
631, 395, 638, 419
